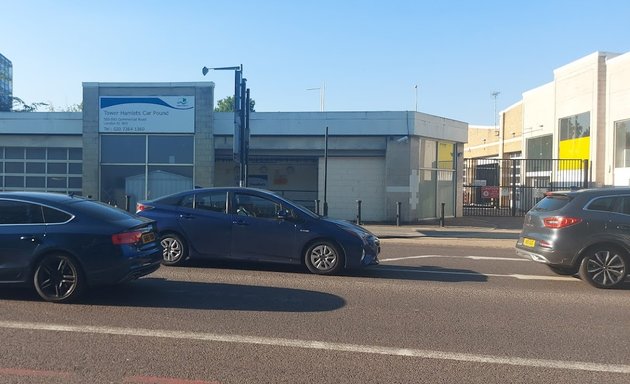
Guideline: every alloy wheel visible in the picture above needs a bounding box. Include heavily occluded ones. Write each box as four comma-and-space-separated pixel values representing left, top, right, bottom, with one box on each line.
34, 254, 81, 302
160, 234, 186, 265
580, 249, 627, 288
305, 242, 342, 275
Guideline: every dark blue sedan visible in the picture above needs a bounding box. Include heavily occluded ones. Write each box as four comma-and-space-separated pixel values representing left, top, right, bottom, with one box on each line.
136, 187, 380, 275
0, 192, 162, 302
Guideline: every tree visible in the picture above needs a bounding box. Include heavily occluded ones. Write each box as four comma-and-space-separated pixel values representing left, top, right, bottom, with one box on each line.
214, 95, 256, 112
11, 97, 48, 112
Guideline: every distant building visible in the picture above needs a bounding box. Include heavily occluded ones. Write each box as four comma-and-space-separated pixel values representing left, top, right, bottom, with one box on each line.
0, 53, 12, 112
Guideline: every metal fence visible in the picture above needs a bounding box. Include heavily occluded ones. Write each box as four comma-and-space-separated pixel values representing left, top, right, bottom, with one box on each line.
463, 158, 590, 216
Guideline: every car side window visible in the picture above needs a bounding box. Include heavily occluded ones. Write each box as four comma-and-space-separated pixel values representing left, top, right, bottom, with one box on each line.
618, 196, 630, 215
42, 206, 72, 224
178, 195, 194, 209
586, 197, 616, 212
234, 194, 281, 219
195, 191, 227, 213
0, 200, 45, 224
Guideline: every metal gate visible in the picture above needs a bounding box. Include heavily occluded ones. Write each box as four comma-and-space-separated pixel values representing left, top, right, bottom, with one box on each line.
463, 159, 590, 216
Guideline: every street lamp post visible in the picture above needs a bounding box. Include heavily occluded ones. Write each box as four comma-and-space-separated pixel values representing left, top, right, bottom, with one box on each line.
202, 64, 250, 186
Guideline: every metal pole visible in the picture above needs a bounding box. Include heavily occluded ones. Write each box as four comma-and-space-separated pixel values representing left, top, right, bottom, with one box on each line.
323, 126, 329, 216
243, 87, 251, 187
440, 202, 445, 227
583, 159, 589, 189
396, 201, 401, 226
511, 159, 517, 217
315, 199, 320, 215
356, 200, 362, 225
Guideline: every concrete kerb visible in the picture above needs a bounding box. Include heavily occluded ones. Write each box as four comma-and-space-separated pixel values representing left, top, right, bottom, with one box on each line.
362, 216, 524, 249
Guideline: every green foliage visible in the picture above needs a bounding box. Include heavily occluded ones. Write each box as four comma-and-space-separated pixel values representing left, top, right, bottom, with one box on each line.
11, 97, 48, 112
214, 96, 256, 112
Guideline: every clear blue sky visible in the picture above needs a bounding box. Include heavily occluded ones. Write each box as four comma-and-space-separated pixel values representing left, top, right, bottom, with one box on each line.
3, 0, 629, 125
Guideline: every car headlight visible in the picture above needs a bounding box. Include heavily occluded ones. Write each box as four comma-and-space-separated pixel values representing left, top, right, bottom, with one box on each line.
342, 227, 370, 244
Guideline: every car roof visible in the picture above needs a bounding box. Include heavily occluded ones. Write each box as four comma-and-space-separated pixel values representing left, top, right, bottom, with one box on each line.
547, 187, 630, 197
153, 187, 278, 199
0, 191, 85, 204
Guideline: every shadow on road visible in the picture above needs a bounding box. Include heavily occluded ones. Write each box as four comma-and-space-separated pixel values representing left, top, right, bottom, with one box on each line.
184, 259, 488, 283
348, 265, 488, 283
0, 278, 346, 312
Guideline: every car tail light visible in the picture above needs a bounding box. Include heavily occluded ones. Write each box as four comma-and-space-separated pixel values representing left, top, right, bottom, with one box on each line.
112, 230, 143, 245
136, 203, 153, 213
543, 216, 582, 228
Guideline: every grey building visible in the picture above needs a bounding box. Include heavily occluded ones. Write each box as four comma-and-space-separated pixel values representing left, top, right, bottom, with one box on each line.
0, 81, 468, 222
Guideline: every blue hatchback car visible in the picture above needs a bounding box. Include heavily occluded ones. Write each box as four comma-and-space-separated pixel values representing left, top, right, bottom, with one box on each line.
136, 187, 380, 275
0, 192, 162, 302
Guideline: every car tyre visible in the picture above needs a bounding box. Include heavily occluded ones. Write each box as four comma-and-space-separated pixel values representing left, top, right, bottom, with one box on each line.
578, 246, 628, 289
160, 233, 187, 266
304, 241, 343, 275
33, 253, 84, 303
547, 265, 577, 276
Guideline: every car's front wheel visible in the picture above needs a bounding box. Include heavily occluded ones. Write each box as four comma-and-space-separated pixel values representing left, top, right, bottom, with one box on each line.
304, 241, 343, 275
160, 233, 187, 266
579, 246, 628, 289
33, 253, 84, 303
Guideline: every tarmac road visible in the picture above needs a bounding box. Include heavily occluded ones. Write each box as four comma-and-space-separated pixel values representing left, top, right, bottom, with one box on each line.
1, 226, 629, 384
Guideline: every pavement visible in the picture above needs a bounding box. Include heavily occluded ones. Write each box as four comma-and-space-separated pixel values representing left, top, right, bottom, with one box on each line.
362, 216, 524, 244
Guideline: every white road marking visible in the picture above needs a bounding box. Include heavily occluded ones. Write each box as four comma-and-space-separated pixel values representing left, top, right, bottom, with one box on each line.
0, 321, 627, 374
381, 255, 525, 262
376, 266, 577, 281
377, 255, 577, 281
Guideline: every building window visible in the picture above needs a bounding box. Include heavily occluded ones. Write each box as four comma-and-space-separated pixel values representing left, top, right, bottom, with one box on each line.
100, 134, 194, 209
558, 112, 590, 167
525, 135, 552, 173
614, 119, 630, 168
0, 147, 82, 194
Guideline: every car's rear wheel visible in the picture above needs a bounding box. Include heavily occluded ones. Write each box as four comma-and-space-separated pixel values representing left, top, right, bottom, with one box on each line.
160, 233, 187, 266
33, 253, 84, 303
578, 246, 628, 289
304, 241, 343, 275
547, 265, 577, 275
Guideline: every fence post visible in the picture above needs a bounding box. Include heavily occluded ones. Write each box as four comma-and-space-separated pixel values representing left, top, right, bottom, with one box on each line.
511, 159, 517, 217
583, 159, 589, 189
356, 200, 362, 225
396, 201, 402, 226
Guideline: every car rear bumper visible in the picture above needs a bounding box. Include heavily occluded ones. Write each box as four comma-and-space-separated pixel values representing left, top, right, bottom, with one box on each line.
515, 247, 552, 263
87, 247, 162, 286
515, 239, 572, 266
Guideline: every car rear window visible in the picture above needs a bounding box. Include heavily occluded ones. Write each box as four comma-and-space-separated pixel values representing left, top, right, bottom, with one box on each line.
70, 200, 138, 221
532, 195, 571, 211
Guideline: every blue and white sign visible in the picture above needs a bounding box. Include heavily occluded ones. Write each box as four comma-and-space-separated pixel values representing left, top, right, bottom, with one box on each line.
99, 96, 195, 133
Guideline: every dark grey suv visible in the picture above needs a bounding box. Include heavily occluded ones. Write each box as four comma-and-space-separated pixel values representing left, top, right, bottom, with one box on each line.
516, 187, 630, 289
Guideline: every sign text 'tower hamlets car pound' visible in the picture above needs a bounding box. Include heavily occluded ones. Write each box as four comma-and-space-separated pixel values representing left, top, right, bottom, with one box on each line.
99, 96, 195, 133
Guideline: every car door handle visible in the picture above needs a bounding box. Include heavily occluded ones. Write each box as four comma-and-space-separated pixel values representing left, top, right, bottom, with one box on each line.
617, 225, 630, 230
233, 220, 249, 226
179, 214, 195, 220
20, 236, 41, 244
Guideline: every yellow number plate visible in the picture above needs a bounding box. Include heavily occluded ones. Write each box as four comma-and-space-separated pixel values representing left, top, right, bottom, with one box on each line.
523, 238, 536, 247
